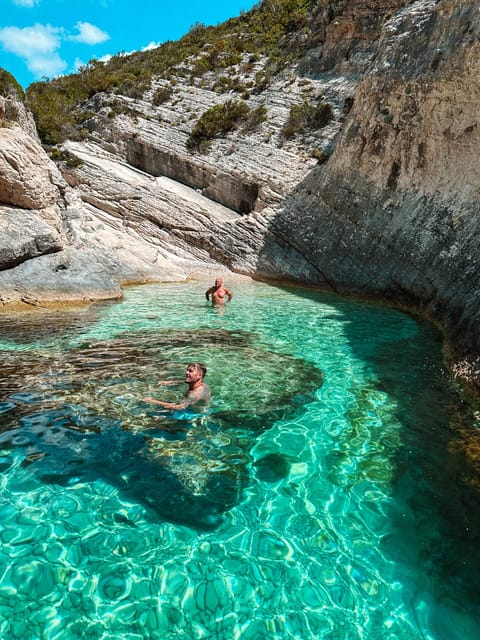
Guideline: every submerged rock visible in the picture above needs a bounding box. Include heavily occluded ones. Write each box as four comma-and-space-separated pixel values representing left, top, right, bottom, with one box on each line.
0, 325, 323, 529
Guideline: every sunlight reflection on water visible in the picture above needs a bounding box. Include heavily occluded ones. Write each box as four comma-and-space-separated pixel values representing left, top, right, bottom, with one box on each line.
0, 281, 479, 639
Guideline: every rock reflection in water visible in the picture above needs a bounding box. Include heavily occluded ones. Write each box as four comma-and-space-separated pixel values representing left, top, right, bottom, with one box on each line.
0, 327, 323, 529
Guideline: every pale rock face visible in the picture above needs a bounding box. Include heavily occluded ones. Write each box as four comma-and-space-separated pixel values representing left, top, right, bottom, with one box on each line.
270, 0, 480, 387
0, 127, 64, 209
0, 247, 122, 307
1, 91, 39, 140
0, 127, 66, 275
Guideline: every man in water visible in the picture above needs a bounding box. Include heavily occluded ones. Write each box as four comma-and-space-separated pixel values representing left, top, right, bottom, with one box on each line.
143, 362, 211, 410
205, 277, 233, 306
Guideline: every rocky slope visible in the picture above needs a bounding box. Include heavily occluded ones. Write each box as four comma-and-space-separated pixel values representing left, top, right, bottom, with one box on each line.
0, 0, 479, 390
0, 93, 250, 308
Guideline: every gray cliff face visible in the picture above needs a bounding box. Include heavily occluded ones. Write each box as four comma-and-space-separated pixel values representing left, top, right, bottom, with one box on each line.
270, 0, 480, 385
0, 0, 479, 389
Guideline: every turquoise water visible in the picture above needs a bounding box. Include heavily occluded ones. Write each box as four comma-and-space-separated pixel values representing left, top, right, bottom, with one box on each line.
0, 280, 479, 639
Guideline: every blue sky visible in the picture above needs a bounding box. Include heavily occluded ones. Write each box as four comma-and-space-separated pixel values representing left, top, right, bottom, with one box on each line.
0, 0, 259, 89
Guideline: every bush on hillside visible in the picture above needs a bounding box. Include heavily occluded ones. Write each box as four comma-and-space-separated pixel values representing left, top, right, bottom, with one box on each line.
152, 84, 174, 105
24, 1, 344, 145
187, 99, 250, 151
0, 68, 25, 125
282, 100, 334, 139
0, 68, 24, 100
48, 147, 83, 168
242, 104, 268, 132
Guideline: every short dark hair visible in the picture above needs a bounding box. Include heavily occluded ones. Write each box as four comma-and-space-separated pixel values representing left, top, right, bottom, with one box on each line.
188, 362, 207, 377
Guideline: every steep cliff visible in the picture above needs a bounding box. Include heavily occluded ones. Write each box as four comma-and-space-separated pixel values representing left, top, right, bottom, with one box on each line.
271, 0, 480, 388
0, 0, 479, 391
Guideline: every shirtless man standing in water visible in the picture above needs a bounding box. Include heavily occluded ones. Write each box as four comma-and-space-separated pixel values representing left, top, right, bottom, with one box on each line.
143, 362, 211, 411
205, 277, 233, 306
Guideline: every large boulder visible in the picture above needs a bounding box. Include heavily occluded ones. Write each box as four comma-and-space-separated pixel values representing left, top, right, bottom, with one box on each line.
0, 207, 63, 270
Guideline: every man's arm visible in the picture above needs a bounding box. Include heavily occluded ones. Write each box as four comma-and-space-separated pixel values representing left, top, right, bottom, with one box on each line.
205, 286, 213, 301
143, 396, 187, 410
225, 287, 233, 302
143, 384, 210, 410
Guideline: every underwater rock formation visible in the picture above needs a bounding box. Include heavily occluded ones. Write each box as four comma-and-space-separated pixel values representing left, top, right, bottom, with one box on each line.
0, 324, 323, 529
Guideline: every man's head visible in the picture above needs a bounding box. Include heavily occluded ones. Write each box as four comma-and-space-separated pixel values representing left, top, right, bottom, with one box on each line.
214, 277, 223, 287
185, 362, 207, 384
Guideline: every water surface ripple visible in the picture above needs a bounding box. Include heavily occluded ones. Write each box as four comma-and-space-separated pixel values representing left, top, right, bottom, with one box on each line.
0, 281, 479, 639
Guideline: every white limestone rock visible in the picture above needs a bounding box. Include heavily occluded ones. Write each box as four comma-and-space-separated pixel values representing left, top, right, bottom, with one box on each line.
0, 126, 65, 209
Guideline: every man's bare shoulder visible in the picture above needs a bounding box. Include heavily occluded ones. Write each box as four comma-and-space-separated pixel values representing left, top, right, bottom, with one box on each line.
187, 383, 211, 404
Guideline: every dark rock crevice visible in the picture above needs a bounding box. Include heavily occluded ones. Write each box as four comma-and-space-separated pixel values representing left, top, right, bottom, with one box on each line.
126, 140, 259, 215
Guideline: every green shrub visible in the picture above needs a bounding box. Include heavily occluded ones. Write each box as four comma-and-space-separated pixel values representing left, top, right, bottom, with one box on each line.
152, 84, 174, 105
116, 73, 149, 99
0, 68, 25, 124
26, 75, 90, 144
105, 98, 141, 120
187, 99, 250, 151
310, 147, 329, 163
212, 75, 248, 95
242, 104, 268, 132
282, 101, 333, 139
49, 147, 83, 168
252, 69, 272, 94
212, 76, 231, 93
192, 55, 215, 76
0, 68, 24, 100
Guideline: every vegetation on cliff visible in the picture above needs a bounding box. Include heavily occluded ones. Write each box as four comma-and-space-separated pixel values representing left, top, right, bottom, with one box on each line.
282, 100, 334, 138
186, 100, 267, 150
0, 68, 24, 100
0, 68, 25, 125
25, 0, 341, 146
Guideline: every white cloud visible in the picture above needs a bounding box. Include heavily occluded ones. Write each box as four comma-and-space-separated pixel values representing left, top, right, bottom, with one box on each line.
0, 20, 110, 81
69, 22, 109, 45
0, 23, 67, 78
12, 0, 39, 7
142, 42, 161, 52
0, 24, 61, 57
28, 52, 67, 78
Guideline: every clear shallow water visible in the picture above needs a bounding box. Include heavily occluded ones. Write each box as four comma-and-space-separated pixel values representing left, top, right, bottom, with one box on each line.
0, 281, 479, 639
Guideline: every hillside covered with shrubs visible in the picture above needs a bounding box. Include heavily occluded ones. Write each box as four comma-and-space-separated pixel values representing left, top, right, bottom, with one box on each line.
23, 0, 345, 145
